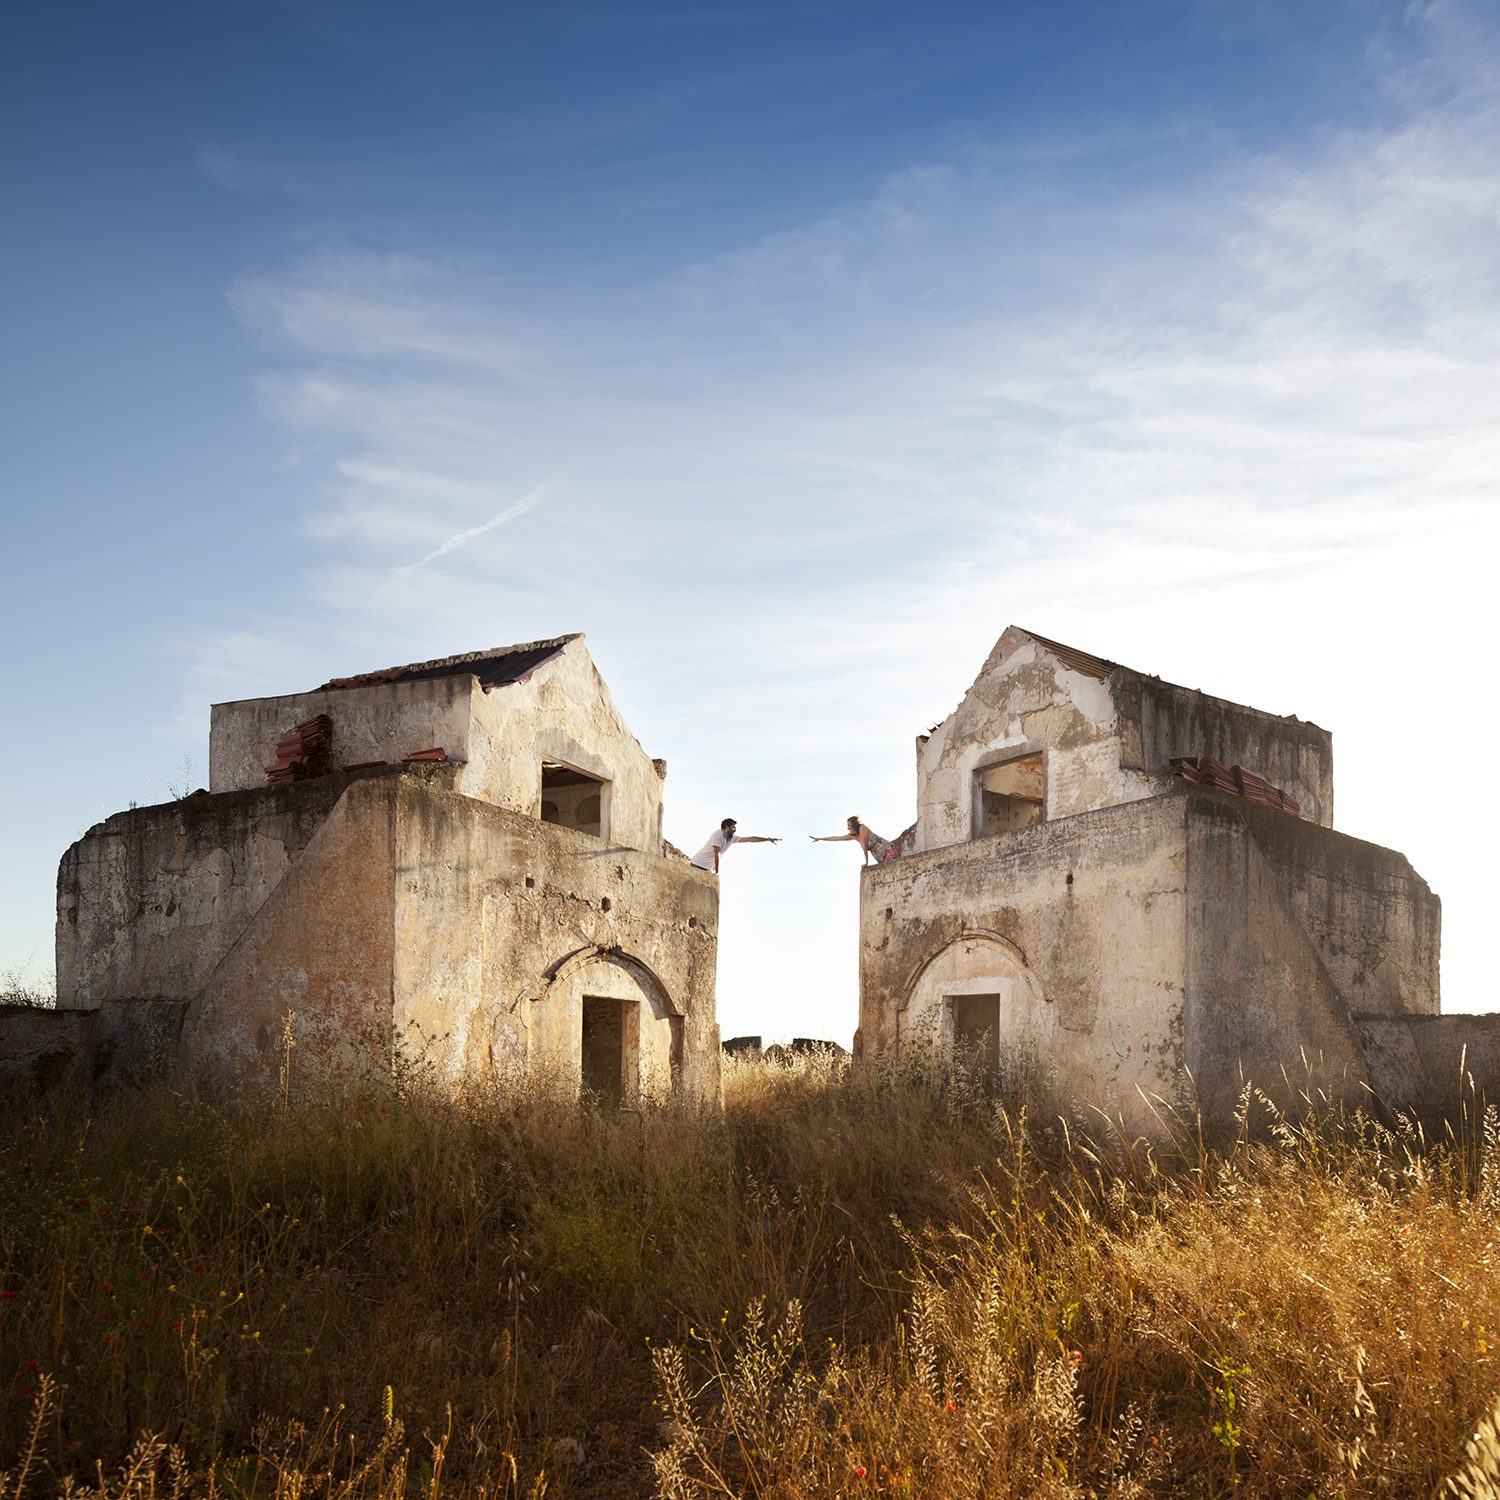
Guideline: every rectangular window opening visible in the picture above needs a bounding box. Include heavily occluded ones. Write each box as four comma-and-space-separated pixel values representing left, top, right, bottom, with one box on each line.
978, 753, 1044, 836
950, 993, 1001, 1078
541, 761, 609, 838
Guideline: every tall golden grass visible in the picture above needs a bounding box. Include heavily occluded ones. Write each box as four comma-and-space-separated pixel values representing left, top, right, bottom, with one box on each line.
0, 1043, 1495, 1498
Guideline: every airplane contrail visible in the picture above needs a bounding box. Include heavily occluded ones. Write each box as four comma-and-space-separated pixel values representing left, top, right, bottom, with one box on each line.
399, 478, 557, 571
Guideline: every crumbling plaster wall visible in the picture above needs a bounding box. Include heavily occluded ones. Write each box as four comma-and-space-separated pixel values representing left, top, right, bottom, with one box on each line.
390, 779, 720, 1101
864, 787, 1443, 1139
914, 629, 1166, 853
1355, 1014, 1500, 1122
211, 676, 475, 796
180, 776, 399, 1088
862, 796, 1192, 1138
1224, 797, 1440, 1018
458, 638, 666, 853
1122, 673, 1334, 829
52, 766, 719, 1099
56, 773, 361, 1008
0, 1000, 190, 1100
209, 638, 667, 855
1183, 795, 1374, 1126
914, 629, 1338, 856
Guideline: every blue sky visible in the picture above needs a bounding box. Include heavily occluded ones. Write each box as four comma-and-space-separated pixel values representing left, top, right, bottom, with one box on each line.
3, 0, 1497, 1038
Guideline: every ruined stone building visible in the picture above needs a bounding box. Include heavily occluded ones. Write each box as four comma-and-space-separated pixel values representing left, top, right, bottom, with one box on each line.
858, 626, 1496, 1136
33, 635, 720, 1099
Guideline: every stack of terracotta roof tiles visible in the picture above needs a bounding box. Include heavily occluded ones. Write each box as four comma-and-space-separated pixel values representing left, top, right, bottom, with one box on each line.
1169, 756, 1300, 817
265, 716, 333, 785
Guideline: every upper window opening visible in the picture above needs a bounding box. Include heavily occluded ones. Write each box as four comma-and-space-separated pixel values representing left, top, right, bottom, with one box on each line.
541, 761, 609, 837
978, 753, 1043, 836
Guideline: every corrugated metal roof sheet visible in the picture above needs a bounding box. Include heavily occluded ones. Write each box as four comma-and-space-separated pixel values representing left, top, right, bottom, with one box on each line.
1019, 629, 1118, 682
316, 634, 579, 694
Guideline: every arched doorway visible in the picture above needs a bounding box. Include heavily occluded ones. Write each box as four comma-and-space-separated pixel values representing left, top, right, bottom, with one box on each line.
898, 931, 1051, 1082
530, 948, 683, 1101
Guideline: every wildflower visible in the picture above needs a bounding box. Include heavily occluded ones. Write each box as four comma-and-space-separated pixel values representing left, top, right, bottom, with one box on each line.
854, 1465, 868, 1478
101, 1282, 113, 1293
75, 1198, 88, 1209
0, 1291, 15, 1301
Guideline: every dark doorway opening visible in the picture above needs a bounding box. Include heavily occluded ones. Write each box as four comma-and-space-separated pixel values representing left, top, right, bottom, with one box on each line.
582, 996, 638, 1101
541, 762, 608, 837
950, 993, 1001, 1077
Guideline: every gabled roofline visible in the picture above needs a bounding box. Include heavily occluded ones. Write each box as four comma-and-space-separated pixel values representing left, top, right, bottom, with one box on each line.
316, 634, 583, 693
1015, 628, 1118, 682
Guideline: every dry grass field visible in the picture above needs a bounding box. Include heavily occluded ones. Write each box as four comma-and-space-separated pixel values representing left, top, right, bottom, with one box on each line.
0, 1040, 1497, 1498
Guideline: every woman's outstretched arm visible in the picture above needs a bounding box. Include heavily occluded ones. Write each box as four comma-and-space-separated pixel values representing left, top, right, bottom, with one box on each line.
809, 832, 858, 841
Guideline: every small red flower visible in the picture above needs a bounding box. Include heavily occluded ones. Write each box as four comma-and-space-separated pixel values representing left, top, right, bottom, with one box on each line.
854, 1466, 867, 1479
75, 1198, 89, 1209
171, 1322, 182, 1334
194, 1261, 204, 1279
0, 1291, 15, 1301
101, 1281, 113, 1293
946, 1400, 957, 1411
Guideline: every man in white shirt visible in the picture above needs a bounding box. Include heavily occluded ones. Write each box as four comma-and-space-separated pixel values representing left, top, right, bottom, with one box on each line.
690, 817, 779, 873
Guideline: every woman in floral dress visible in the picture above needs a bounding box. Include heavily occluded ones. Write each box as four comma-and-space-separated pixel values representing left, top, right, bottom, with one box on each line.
810, 816, 901, 866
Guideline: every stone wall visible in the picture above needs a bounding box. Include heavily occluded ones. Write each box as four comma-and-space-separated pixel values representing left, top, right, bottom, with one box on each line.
0, 1000, 188, 1101
1121, 672, 1334, 828
861, 795, 1192, 1138
861, 787, 1447, 1140
1226, 797, 1440, 1017
208, 637, 667, 855
1354, 1013, 1500, 1123
914, 629, 1165, 852
911, 627, 1333, 858
57, 772, 366, 1008
1183, 796, 1374, 1124
388, 777, 720, 1099
47, 767, 720, 1102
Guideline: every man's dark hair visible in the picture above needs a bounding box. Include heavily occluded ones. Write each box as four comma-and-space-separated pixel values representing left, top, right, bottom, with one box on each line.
721, 817, 737, 830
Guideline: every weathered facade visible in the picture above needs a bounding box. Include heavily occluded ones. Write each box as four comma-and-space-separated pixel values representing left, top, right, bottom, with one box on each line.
859, 626, 1469, 1138
46, 635, 721, 1100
